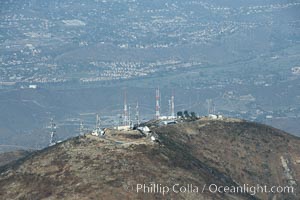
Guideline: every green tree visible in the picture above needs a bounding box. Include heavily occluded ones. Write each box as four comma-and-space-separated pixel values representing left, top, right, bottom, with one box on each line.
191, 112, 197, 119
184, 110, 190, 118
177, 111, 183, 118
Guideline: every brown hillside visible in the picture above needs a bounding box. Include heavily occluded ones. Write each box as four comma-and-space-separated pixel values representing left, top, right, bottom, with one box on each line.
153, 118, 300, 200
0, 150, 31, 167
0, 118, 299, 200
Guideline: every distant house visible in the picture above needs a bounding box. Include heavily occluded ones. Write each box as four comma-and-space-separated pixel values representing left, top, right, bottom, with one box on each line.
291, 67, 300, 75
29, 85, 37, 89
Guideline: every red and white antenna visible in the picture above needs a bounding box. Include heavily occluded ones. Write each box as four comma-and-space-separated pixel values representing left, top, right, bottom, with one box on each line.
135, 101, 140, 126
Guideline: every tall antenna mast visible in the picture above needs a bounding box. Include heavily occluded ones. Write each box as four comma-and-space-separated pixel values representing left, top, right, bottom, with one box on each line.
213, 101, 216, 114
123, 90, 129, 126
49, 118, 57, 146
155, 87, 160, 119
128, 105, 131, 127
135, 101, 140, 126
168, 99, 171, 117
80, 121, 84, 135
171, 93, 175, 118
96, 114, 101, 134
207, 99, 210, 115
207, 99, 214, 115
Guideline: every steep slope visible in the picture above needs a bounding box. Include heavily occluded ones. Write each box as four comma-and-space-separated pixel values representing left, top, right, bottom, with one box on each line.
0, 119, 299, 200
153, 118, 300, 200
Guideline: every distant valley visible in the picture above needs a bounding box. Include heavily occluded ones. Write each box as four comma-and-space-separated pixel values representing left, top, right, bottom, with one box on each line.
0, 0, 299, 151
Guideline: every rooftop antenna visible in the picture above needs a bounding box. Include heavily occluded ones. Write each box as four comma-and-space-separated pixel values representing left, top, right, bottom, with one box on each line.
135, 101, 140, 126
155, 87, 160, 119
49, 118, 57, 146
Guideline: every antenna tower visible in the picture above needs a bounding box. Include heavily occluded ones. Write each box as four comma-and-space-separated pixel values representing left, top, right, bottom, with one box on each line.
123, 90, 129, 126
207, 99, 215, 115
96, 114, 101, 134
128, 105, 131, 127
80, 121, 84, 135
49, 118, 57, 145
171, 94, 175, 118
155, 88, 160, 119
135, 101, 140, 126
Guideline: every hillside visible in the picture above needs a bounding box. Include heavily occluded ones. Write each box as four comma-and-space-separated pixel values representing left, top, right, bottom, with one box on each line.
0, 118, 299, 199
0, 150, 31, 167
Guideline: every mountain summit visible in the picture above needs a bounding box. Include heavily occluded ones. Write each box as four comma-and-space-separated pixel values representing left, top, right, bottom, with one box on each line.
0, 118, 299, 199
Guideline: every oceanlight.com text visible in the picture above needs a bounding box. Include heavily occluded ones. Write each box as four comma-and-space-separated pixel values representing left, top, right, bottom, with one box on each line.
125, 183, 294, 196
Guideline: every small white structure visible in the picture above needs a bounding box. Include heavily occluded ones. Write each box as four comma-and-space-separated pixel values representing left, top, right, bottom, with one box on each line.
160, 120, 177, 125
50, 140, 62, 146
159, 116, 176, 120
149, 132, 159, 142
137, 126, 151, 136
91, 129, 104, 136
208, 114, 223, 120
150, 136, 156, 141
138, 126, 151, 133
158, 116, 168, 120
91, 130, 99, 136
117, 125, 131, 131
208, 114, 218, 119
